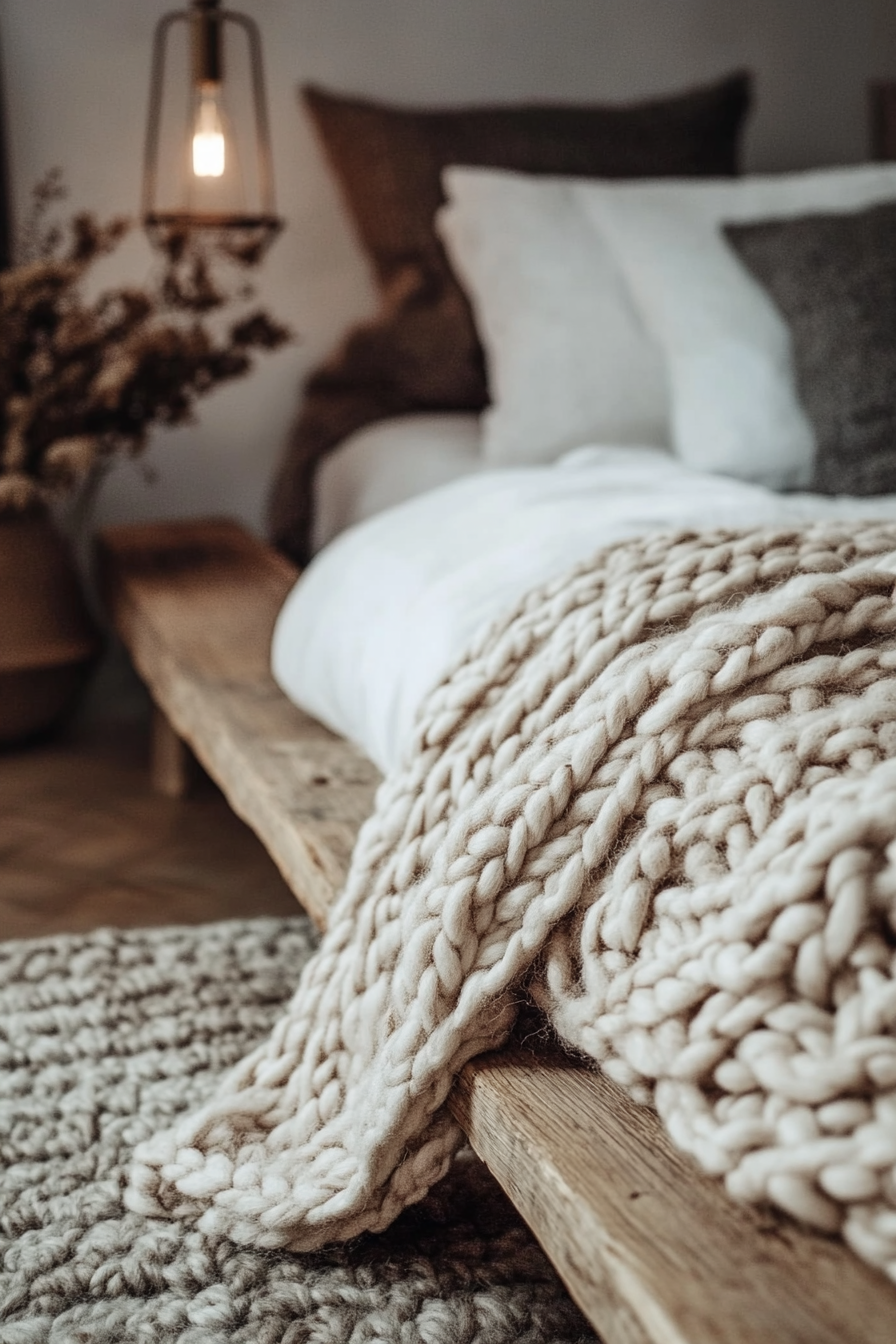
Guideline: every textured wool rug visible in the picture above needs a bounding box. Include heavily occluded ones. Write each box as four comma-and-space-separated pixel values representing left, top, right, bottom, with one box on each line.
0, 917, 594, 1344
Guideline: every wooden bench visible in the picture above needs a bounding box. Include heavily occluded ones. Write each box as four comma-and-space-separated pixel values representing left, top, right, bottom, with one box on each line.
98, 516, 896, 1344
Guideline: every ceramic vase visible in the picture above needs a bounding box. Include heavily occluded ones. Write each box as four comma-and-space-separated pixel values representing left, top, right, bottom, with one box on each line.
0, 507, 100, 745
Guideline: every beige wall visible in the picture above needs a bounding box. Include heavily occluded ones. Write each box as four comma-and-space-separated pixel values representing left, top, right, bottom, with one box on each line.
3, 0, 895, 537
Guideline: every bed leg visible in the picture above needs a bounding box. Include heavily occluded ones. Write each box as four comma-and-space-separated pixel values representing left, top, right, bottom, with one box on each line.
150, 704, 195, 798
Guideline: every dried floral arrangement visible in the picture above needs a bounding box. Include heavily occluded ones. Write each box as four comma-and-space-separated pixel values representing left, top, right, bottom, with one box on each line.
0, 170, 291, 516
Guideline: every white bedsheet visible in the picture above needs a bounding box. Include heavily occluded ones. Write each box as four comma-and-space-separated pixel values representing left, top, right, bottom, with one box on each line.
273, 445, 896, 774
312, 414, 482, 552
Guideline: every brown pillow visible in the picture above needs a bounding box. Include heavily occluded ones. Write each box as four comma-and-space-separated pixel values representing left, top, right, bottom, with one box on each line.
269, 71, 753, 563
725, 200, 896, 496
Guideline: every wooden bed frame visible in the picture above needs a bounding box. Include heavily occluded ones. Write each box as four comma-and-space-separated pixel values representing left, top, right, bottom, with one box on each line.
98, 515, 896, 1344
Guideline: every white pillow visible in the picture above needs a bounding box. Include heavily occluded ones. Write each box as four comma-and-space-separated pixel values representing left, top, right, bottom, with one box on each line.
575, 164, 896, 490
437, 167, 669, 466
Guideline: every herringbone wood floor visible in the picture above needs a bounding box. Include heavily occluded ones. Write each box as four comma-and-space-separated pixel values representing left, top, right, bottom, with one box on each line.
0, 702, 298, 942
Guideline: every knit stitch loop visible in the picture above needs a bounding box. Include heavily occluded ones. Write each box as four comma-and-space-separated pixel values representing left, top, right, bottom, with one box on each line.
130, 523, 896, 1280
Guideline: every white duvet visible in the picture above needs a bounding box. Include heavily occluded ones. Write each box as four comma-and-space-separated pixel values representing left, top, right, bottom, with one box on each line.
272, 445, 896, 773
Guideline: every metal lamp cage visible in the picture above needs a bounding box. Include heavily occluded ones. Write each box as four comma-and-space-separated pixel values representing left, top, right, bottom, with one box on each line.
143, 0, 281, 255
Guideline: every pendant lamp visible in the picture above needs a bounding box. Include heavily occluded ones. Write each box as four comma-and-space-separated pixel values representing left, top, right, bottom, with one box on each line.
142, 0, 281, 257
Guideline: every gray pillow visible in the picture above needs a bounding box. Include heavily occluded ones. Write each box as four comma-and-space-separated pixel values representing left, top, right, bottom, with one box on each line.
725, 200, 896, 496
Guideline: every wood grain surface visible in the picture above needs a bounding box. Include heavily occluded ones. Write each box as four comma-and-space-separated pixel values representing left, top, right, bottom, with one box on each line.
0, 715, 299, 940
452, 1045, 896, 1344
97, 518, 380, 929
99, 516, 896, 1344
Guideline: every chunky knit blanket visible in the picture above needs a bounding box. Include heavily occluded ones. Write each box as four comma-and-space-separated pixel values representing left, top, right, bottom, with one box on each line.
130, 523, 896, 1280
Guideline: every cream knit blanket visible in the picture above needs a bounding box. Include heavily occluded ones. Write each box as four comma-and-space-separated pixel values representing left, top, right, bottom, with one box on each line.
130, 523, 896, 1280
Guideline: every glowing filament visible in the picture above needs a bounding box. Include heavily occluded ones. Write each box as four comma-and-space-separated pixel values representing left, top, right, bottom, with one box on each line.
192, 86, 225, 178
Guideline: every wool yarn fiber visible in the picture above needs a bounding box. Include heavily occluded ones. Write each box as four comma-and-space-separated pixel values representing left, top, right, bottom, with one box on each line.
0, 918, 592, 1342
130, 524, 896, 1280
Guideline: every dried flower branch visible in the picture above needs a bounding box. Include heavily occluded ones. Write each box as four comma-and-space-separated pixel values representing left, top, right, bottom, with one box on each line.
0, 172, 291, 515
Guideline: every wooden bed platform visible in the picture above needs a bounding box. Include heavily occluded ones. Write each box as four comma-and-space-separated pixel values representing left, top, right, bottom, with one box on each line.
98, 516, 896, 1344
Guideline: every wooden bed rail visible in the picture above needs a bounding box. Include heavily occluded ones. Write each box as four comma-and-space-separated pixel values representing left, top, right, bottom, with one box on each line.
97, 516, 896, 1344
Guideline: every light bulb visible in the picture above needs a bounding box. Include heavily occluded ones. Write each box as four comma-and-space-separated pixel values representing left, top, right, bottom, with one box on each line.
192, 83, 225, 178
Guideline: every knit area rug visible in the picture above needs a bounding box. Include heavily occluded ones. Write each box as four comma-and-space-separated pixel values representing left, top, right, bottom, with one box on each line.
0, 917, 594, 1344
